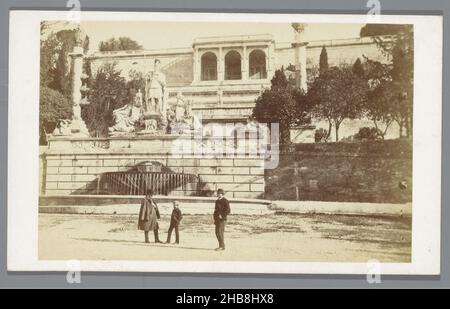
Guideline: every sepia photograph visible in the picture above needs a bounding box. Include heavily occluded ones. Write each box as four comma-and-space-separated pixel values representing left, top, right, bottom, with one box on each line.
7, 11, 442, 274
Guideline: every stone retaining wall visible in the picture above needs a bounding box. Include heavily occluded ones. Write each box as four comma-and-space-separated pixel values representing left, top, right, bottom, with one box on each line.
43, 151, 265, 199
265, 140, 412, 203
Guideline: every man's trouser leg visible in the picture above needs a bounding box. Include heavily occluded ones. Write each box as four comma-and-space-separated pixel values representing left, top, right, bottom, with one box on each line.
174, 225, 179, 244
215, 220, 226, 249
219, 220, 226, 249
215, 222, 221, 247
154, 228, 160, 242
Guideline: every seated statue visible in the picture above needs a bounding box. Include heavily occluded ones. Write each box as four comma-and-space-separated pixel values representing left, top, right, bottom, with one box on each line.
109, 90, 143, 134
52, 119, 72, 136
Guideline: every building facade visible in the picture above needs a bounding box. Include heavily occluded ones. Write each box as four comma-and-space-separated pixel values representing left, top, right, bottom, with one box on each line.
87, 33, 390, 139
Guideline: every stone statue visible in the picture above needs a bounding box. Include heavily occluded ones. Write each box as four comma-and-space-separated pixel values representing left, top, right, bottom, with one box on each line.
143, 118, 158, 133
166, 92, 198, 134
108, 92, 143, 134
136, 59, 167, 135
144, 59, 166, 115
174, 92, 187, 122
52, 119, 72, 136
185, 99, 192, 118
135, 88, 143, 106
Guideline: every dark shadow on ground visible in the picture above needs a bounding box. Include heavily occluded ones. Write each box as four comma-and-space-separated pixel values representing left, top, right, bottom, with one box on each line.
73, 237, 214, 251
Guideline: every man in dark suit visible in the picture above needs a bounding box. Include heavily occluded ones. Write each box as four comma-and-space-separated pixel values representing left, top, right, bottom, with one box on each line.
213, 188, 230, 251
165, 201, 183, 244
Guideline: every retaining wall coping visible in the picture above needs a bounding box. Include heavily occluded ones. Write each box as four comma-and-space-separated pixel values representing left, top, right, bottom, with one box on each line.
40, 194, 272, 206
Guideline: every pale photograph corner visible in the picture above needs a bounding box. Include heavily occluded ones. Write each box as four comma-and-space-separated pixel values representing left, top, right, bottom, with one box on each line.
38, 19, 413, 264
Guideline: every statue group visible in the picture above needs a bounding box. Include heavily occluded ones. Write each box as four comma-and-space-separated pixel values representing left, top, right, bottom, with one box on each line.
109, 59, 197, 136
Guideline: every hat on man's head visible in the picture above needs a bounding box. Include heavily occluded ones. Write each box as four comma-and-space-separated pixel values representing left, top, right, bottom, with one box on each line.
217, 188, 225, 195
146, 188, 154, 196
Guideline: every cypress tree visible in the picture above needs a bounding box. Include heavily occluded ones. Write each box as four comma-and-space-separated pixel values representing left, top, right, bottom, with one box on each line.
319, 46, 329, 75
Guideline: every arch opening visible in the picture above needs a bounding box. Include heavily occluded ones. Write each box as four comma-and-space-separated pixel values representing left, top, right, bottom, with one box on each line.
249, 49, 267, 80
201, 52, 218, 81
225, 50, 242, 80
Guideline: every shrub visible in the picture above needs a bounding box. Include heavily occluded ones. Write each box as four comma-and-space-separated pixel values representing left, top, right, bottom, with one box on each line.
39, 86, 72, 144
314, 128, 329, 143
354, 127, 383, 141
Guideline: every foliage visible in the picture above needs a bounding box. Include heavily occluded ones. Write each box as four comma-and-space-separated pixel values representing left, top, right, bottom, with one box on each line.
314, 128, 329, 143
39, 86, 72, 144
81, 63, 130, 137
127, 70, 146, 96
307, 66, 367, 142
306, 64, 320, 85
352, 58, 365, 78
363, 25, 413, 138
49, 29, 90, 98
252, 69, 311, 148
354, 127, 383, 141
99, 37, 143, 52
319, 46, 329, 75
81, 64, 147, 137
40, 32, 59, 88
360, 24, 409, 37
39, 26, 90, 144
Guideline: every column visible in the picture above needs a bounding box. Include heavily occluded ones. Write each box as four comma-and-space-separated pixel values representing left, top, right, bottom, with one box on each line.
193, 48, 199, 83
292, 23, 308, 92
68, 45, 89, 136
241, 46, 248, 81
218, 47, 224, 82
293, 43, 308, 92
267, 44, 275, 80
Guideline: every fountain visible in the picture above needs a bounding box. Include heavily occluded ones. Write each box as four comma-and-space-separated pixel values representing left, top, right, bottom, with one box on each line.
97, 161, 200, 196
43, 25, 267, 200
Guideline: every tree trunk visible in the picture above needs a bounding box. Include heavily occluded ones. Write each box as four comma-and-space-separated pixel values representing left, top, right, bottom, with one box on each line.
326, 119, 332, 139
335, 123, 340, 142
280, 125, 291, 152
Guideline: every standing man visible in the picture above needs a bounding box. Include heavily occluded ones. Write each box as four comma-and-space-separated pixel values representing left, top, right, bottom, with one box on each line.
138, 189, 162, 244
165, 201, 183, 244
213, 188, 230, 251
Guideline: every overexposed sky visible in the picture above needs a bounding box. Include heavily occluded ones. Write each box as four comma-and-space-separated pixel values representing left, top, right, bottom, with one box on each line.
44, 21, 364, 53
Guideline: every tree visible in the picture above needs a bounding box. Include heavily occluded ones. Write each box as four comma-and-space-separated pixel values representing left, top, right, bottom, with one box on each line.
319, 46, 329, 75
49, 29, 90, 98
99, 37, 143, 52
81, 63, 130, 137
363, 25, 413, 138
40, 31, 59, 88
252, 69, 310, 149
39, 86, 72, 144
81, 63, 146, 137
127, 70, 146, 97
308, 66, 367, 142
360, 24, 409, 37
361, 57, 394, 139
352, 58, 365, 78
39, 26, 90, 144
354, 127, 383, 141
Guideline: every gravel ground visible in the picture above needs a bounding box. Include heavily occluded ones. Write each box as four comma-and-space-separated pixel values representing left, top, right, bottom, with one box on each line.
39, 213, 411, 262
